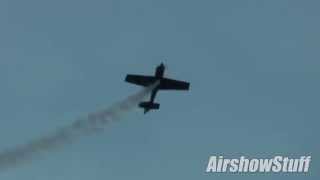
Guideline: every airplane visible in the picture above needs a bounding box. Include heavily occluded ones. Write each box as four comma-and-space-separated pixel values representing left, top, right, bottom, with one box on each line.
125, 63, 190, 114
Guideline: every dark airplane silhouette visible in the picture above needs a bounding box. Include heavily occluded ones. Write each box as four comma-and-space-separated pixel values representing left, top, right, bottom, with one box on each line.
125, 63, 190, 113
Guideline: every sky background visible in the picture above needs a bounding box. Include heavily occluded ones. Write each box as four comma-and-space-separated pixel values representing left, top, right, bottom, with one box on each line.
0, 0, 319, 179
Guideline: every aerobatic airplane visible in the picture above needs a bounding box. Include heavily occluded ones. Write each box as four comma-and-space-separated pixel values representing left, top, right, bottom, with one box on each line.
125, 63, 190, 114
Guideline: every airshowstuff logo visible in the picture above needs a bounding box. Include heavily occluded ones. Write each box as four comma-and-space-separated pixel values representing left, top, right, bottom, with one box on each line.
206, 156, 311, 173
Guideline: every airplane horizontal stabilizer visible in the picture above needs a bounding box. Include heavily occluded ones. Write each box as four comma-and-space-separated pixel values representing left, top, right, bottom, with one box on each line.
139, 102, 160, 109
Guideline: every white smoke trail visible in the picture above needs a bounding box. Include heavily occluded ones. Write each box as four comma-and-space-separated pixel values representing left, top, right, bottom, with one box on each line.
0, 81, 159, 170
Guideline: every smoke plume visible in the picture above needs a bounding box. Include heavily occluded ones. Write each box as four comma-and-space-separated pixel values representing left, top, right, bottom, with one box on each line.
0, 81, 159, 170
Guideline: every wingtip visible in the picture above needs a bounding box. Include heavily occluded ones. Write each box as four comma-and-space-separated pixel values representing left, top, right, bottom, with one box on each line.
124, 75, 128, 82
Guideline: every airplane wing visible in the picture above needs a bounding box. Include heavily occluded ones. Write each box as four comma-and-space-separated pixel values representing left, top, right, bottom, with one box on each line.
159, 78, 190, 90
125, 74, 157, 86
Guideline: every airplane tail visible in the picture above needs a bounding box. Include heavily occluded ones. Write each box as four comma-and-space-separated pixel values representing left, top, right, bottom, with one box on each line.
139, 101, 160, 113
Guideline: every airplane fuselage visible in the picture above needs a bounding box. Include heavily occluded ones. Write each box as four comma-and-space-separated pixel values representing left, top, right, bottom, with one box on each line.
148, 63, 165, 111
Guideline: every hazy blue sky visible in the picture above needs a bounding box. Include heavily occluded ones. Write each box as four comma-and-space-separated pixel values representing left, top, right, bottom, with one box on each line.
0, 0, 319, 179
